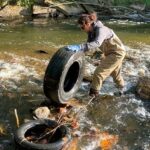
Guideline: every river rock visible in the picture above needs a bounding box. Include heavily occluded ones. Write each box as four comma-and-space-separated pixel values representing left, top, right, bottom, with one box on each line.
0, 5, 23, 18
33, 5, 50, 15
33, 106, 51, 119
138, 69, 145, 76
136, 76, 150, 100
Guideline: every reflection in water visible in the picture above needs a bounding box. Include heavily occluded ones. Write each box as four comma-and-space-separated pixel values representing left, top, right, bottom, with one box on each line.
0, 19, 150, 150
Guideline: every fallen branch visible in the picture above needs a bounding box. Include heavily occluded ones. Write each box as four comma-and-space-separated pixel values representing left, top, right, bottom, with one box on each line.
32, 96, 95, 143
14, 109, 20, 128
34, 122, 66, 143
75, 96, 95, 118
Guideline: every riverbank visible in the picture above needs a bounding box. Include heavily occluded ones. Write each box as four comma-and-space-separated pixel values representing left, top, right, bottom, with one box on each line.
0, 0, 150, 22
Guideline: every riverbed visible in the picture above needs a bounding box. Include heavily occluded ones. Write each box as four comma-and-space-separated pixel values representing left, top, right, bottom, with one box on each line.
0, 18, 150, 150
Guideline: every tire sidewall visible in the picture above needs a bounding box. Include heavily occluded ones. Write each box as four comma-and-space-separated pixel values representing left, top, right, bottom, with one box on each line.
14, 119, 71, 150
58, 52, 84, 103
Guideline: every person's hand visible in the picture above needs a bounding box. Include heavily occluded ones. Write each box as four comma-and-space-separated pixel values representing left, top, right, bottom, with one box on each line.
66, 45, 82, 52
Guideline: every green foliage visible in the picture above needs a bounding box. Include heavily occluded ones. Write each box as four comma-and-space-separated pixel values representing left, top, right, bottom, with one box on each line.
0, 0, 3, 6
19, 0, 34, 7
146, 0, 150, 5
0, 0, 9, 6
0, 0, 34, 7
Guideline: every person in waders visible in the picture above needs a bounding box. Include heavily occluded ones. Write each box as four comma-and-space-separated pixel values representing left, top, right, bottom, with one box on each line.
67, 14, 126, 97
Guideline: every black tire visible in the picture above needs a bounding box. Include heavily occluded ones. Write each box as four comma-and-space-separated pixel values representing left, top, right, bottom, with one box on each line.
43, 47, 84, 104
14, 119, 71, 150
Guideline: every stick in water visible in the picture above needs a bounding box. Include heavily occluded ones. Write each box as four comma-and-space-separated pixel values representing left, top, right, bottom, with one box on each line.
14, 109, 20, 128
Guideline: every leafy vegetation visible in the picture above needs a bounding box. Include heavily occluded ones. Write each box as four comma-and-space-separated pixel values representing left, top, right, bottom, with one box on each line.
0, 0, 34, 7
19, 0, 34, 7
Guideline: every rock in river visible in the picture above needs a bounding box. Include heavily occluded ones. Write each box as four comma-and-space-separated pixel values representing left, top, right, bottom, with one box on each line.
136, 76, 150, 100
33, 106, 51, 119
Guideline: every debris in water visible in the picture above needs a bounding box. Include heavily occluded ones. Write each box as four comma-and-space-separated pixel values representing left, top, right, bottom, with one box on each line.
33, 107, 51, 119
14, 109, 20, 128
71, 119, 79, 129
0, 124, 7, 136
59, 107, 67, 114
99, 132, 119, 150
35, 50, 48, 54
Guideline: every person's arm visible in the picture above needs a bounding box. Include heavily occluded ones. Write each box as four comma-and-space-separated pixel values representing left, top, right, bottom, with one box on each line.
66, 26, 113, 52
81, 26, 112, 51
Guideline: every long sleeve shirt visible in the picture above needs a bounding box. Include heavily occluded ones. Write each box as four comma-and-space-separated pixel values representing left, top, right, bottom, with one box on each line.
81, 21, 113, 51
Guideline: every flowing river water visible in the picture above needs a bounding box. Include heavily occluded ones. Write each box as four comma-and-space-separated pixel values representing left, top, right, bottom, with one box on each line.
0, 18, 150, 150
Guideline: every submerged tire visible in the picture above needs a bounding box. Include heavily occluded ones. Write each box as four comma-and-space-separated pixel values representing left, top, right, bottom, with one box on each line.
43, 47, 84, 104
14, 119, 71, 150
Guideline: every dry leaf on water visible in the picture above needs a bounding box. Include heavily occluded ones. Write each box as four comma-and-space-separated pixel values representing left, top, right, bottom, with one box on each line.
26, 135, 37, 142
0, 125, 7, 136
63, 116, 73, 122
59, 107, 67, 114
71, 119, 79, 129
99, 132, 119, 150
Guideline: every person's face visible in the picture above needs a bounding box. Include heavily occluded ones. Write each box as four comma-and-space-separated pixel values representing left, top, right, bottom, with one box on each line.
80, 23, 91, 32
90, 13, 97, 21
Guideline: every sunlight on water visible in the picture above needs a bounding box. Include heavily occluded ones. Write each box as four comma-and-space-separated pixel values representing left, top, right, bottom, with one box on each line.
74, 23, 150, 149
0, 60, 38, 80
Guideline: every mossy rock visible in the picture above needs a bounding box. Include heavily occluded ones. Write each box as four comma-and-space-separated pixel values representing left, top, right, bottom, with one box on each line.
136, 76, 150, 100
